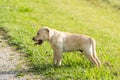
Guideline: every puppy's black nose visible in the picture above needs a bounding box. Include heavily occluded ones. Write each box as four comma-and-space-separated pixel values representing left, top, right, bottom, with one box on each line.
32, 37, 35, 41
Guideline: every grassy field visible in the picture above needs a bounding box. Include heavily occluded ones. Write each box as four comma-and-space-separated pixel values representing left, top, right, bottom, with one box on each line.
0, 0, 120, 79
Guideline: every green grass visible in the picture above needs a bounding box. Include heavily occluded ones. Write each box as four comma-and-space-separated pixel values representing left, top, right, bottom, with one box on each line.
0, 0, 120, 79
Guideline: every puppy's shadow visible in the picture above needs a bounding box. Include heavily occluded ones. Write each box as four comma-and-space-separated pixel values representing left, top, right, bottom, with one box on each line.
30, 63, 53, 73
30, 61, 92, 74
62, 61, 92, 68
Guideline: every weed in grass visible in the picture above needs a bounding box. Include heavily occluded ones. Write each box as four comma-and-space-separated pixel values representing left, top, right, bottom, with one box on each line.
17, 6, 33, 13
16, 72, 25, 77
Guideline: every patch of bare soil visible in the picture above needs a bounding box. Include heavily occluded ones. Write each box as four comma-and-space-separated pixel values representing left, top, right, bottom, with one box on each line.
0, 28, 45, 80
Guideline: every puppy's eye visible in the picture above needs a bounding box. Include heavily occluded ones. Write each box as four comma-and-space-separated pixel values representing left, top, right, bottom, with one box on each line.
37, 33, 39, 35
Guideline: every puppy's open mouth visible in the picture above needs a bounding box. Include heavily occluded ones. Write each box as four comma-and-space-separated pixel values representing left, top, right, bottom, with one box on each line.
35, 40, 43, 45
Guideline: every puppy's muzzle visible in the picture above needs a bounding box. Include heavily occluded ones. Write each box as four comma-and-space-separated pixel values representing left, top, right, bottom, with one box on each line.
32, 37, 43, 45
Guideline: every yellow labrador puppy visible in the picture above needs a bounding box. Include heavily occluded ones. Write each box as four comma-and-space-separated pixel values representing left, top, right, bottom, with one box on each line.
33, 27, 101, 67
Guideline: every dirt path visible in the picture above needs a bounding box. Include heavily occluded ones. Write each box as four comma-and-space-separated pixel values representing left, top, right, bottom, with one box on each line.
0, 29, 45, 80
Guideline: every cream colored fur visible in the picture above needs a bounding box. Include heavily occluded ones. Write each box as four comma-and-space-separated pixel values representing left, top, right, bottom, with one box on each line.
33, 27, 101, 67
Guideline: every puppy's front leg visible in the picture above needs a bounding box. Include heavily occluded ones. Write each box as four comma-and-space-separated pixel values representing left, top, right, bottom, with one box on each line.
53, 51, 57, 65
53, 50, 63, 67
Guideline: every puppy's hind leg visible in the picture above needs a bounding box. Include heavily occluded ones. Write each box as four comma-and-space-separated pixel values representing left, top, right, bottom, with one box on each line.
90, 38, 101, 66
84, 48, 98, 66
93, 52, 101, 66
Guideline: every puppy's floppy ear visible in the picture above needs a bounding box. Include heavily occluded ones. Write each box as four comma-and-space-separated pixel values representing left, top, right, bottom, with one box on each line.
43, 27, 53, 39
43, 27, 50, 33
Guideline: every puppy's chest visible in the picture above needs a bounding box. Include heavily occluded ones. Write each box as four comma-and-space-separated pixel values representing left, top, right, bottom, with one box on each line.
49, 39, 62, 50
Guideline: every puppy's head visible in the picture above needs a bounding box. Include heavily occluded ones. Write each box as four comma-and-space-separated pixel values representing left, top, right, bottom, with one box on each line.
33, 27, 49, 45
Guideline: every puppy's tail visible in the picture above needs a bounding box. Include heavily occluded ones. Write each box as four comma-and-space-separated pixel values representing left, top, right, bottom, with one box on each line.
90, 38, 101, 66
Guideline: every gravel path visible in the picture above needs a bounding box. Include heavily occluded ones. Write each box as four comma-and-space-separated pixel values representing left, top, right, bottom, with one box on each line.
0, 30, 45, 80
